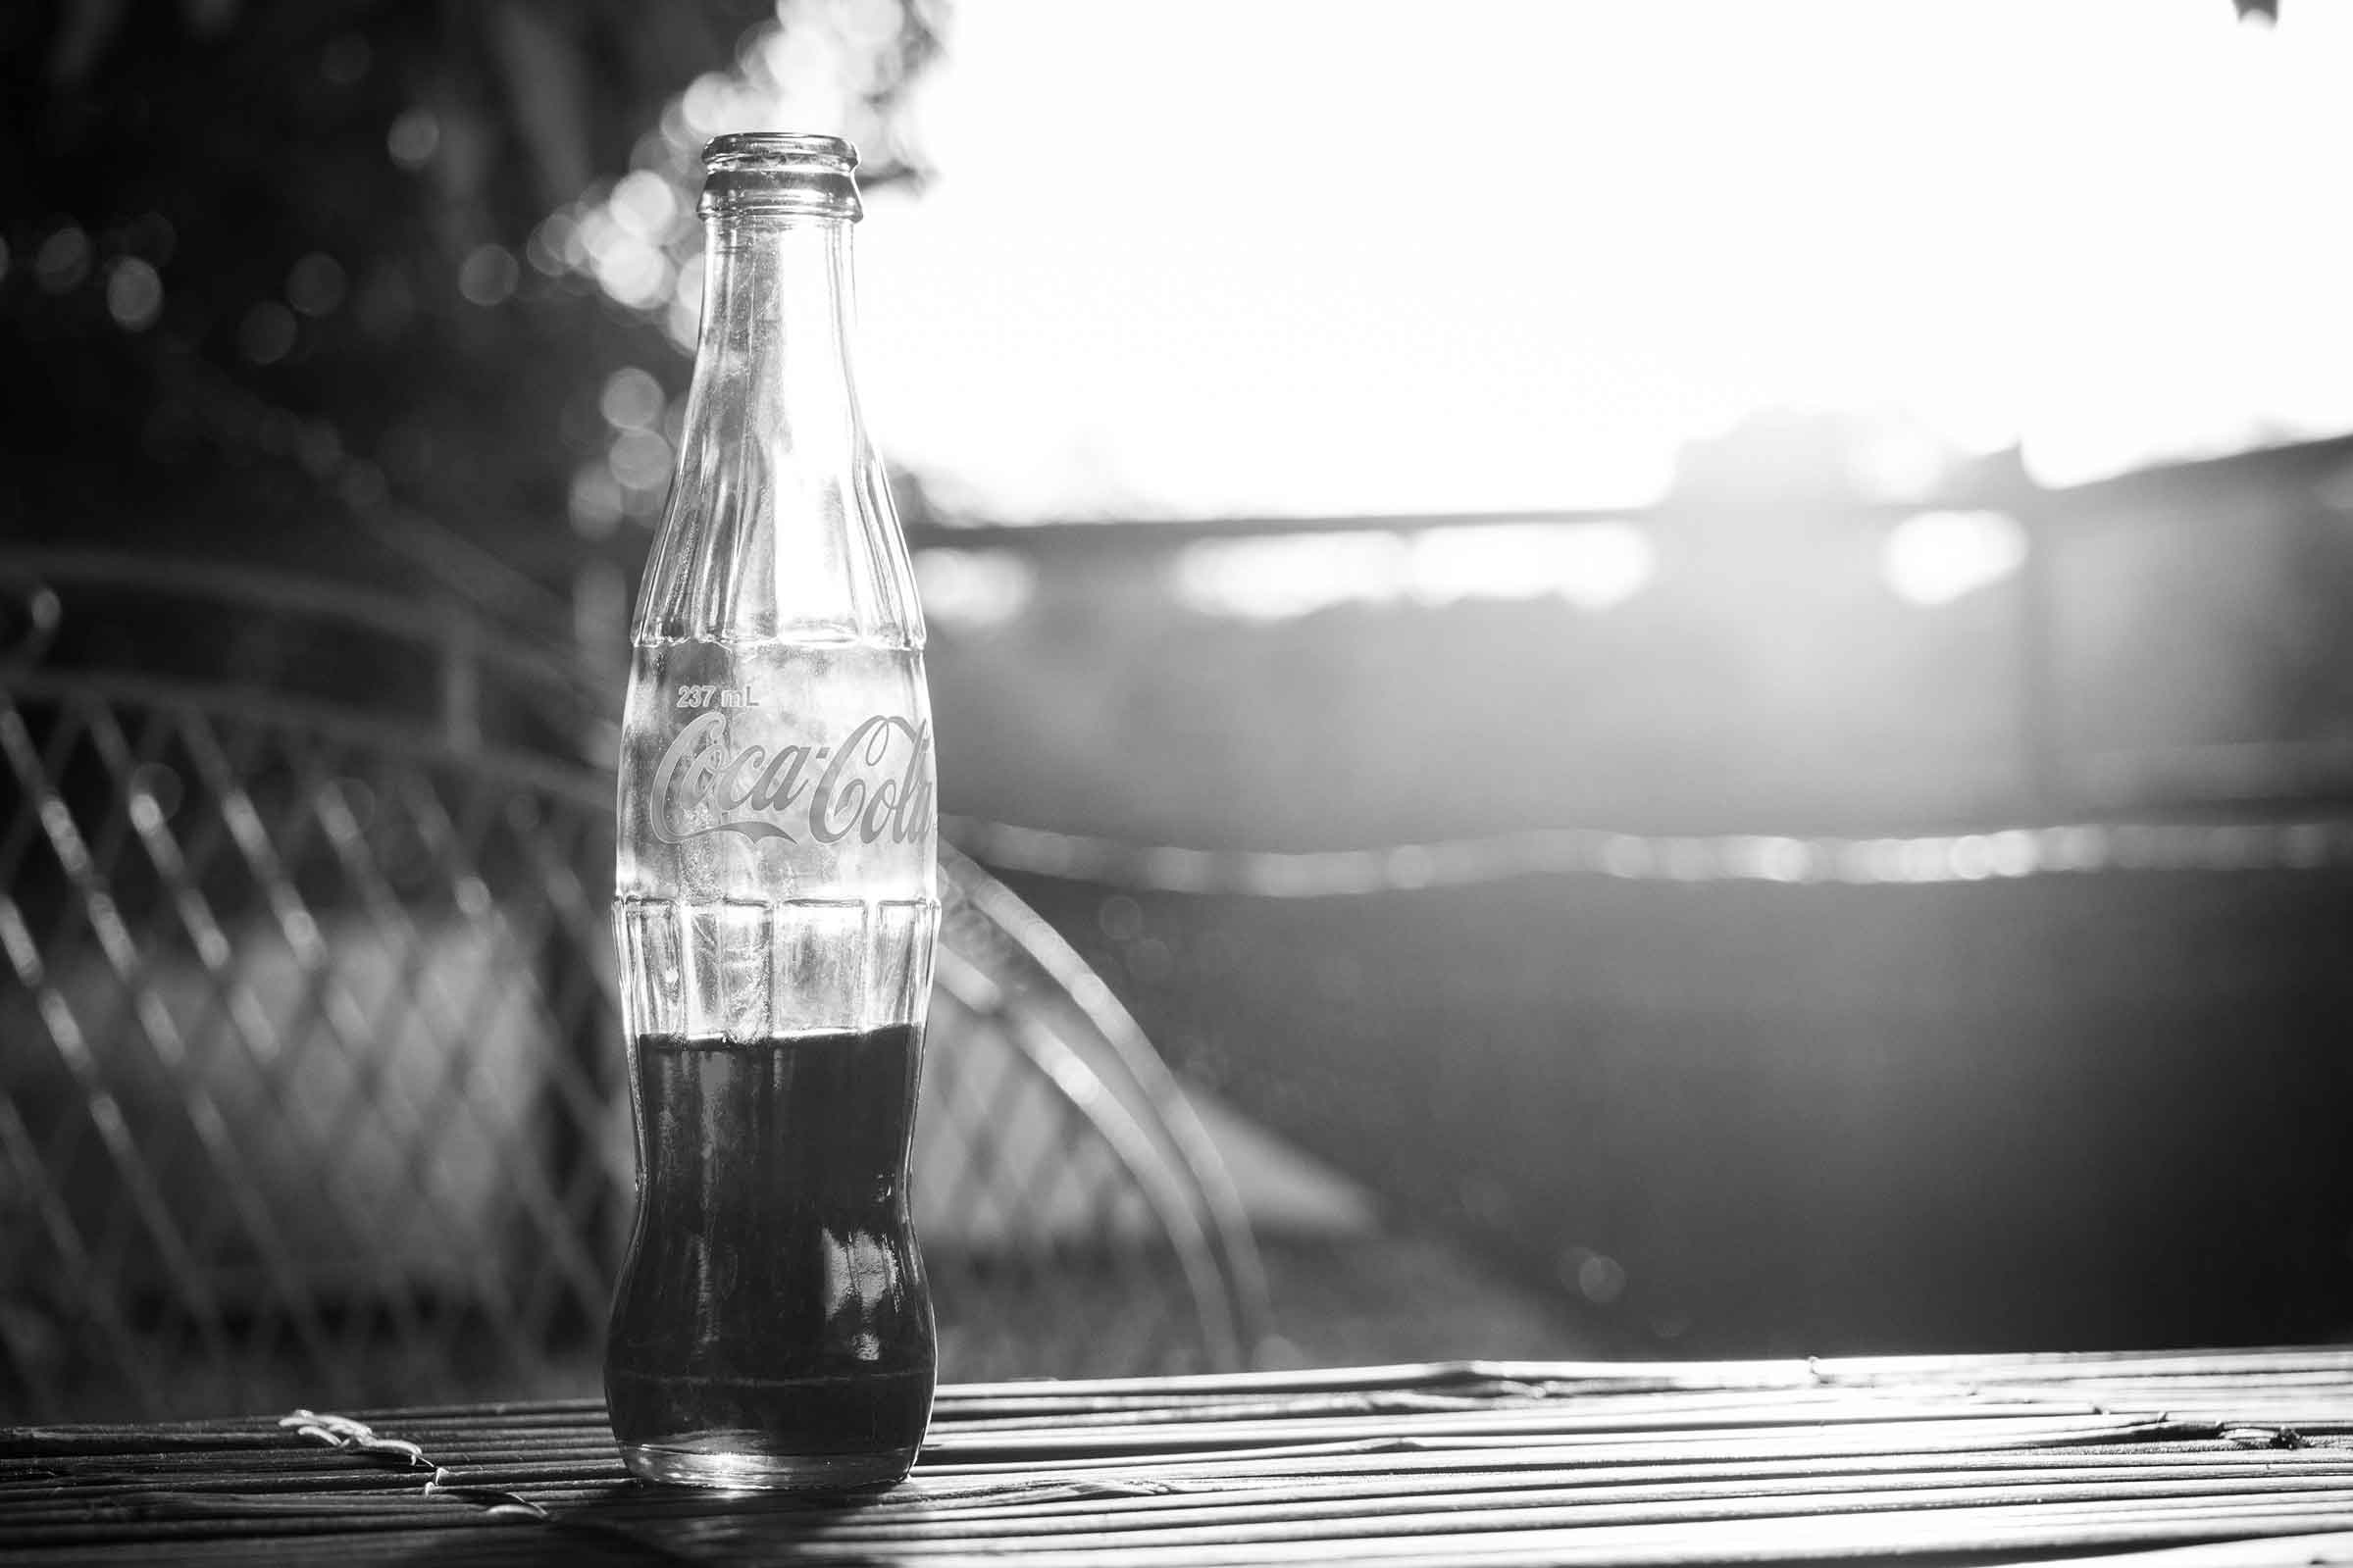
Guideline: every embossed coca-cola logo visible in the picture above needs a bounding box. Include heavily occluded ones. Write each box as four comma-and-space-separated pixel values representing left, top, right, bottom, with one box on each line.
649, 710, 933, 847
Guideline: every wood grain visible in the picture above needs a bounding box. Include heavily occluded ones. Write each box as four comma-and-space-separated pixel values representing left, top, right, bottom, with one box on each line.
6, 1349, 2353, 1565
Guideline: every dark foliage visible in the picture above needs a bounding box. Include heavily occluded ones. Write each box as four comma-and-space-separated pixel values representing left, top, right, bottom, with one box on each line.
2, 0, 938, 618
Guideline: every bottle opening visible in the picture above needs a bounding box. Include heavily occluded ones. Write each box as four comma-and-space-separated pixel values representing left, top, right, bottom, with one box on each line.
701, 133, 862, 223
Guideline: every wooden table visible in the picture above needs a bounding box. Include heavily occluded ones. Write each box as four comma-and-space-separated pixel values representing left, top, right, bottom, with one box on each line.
8, 1349, 2353, 1565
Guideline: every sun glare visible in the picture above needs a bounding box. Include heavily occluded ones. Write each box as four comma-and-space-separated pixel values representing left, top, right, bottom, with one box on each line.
1880, 511, 2029, 607
552, 1, 2353, 525
1173, 522, 1655, 622
858, 0, 2353, 518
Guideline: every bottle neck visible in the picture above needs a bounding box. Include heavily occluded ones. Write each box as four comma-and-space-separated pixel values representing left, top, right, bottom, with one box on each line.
692, 214, 863, 452
639, 208, 918, 646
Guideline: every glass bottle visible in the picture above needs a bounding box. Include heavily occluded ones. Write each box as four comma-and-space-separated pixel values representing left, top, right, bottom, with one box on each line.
606, 132, 938, 1492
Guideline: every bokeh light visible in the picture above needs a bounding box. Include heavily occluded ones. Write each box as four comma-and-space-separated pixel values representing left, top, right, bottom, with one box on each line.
570, 464, 626, 537
913, 547, 1036, 632
320, 32, 371, 87
385, 107, 438, 171
103, 258, 163, 331
607, 428, 673, 493
237, 301, 297, 365
34, 226, 90, 293
457, 245, 519, 307
1172, 522, 1656, 622
599, 368, 666, 430
1881, 510, 2029, 606
544, 0, 919, 360
285, 253, 347, 317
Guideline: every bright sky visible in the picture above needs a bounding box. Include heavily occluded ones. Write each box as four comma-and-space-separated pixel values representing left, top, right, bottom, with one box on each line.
832, 0, 2353, 522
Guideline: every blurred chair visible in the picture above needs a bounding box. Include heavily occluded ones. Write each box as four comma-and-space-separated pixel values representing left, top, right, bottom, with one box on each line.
0, 552, 1265, 1421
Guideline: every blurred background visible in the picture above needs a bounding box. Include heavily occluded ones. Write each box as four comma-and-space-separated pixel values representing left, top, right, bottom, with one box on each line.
7, 0, 2353, 1418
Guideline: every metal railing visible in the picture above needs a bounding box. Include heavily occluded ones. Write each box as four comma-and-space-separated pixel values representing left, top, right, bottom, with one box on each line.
0, 553, 1268, 1420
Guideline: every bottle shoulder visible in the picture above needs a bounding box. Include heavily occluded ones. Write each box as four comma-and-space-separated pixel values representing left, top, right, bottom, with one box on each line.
632, 456, 925, 648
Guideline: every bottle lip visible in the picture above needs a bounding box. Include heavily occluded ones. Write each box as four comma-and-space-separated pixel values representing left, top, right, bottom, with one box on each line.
704, 131, 858, 170
700, 132, 862, 223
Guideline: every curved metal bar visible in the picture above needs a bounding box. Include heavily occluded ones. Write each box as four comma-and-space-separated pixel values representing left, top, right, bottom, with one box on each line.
3, 559, 1269, 1390
929, 946, 1244, 1368
5, 671, 615, 815
939, 842, 1271, 1359
0, 551, 601, 708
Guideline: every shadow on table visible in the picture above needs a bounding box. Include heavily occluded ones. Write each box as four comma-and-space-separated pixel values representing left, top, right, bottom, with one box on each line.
513, 1486, 928, 1567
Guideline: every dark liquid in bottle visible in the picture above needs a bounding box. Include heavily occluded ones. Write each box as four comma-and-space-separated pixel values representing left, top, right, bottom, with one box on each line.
606, 1027, 935, 1489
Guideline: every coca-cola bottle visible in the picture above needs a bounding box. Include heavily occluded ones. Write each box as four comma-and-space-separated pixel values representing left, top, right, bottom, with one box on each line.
607, 133, 938, 1491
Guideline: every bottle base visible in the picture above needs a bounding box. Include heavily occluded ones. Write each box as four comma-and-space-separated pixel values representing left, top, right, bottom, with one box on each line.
619, 1438, 919, 1492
